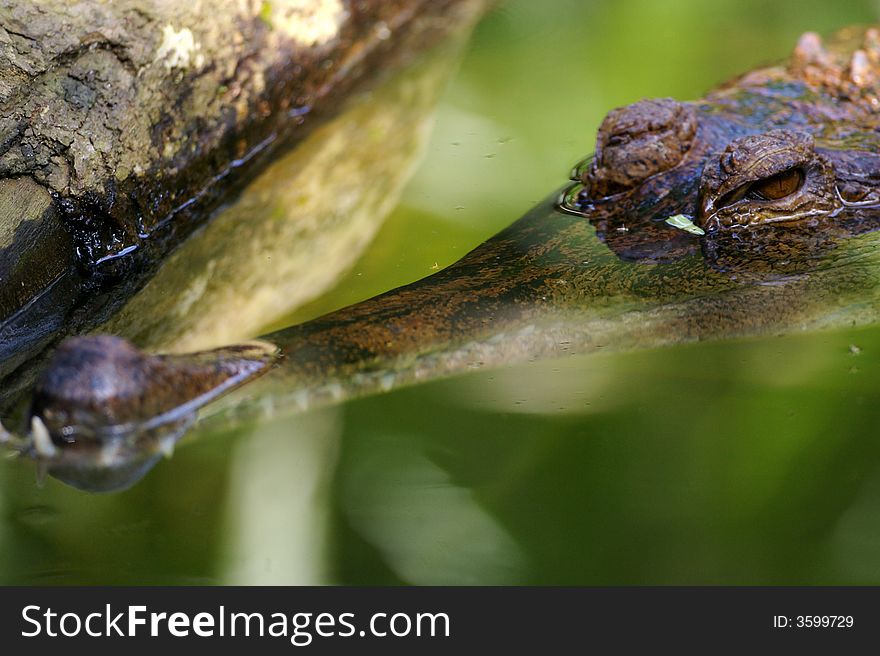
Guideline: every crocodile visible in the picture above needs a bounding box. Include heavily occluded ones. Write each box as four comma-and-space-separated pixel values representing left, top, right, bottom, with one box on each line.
9, 26, 880, 492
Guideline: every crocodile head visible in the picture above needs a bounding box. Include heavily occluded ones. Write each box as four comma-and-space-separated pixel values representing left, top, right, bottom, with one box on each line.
564, 27, 880, 269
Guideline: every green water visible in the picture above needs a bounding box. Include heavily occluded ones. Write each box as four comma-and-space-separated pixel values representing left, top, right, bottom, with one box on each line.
3, 0, 880, 584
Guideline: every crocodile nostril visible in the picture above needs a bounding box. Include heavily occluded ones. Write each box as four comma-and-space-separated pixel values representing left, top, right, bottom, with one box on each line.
29, 335, 279, 439
584, 98, 697, 198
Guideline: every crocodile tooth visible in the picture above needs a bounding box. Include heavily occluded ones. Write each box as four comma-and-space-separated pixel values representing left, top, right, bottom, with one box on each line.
159, 436, 176, 458
98, 439, 123, 467
30, 416, 57, 458
379, 373, 395, 392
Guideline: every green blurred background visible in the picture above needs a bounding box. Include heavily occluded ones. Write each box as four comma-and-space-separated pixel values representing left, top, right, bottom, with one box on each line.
3, 0, 880, 584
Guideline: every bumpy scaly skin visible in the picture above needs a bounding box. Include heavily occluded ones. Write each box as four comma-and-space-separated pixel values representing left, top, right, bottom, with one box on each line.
698, 130, 838, 231
586, 98, 698, 198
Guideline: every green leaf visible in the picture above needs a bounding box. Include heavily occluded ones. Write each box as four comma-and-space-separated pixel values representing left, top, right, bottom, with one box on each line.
664, 214, 705, 235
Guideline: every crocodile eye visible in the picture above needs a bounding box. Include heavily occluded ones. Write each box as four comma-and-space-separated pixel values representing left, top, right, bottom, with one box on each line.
749, 168, 803, 201
716, 168, 804, 209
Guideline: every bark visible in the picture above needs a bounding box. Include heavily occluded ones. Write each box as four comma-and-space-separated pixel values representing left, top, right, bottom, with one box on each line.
0, 0, 486, 377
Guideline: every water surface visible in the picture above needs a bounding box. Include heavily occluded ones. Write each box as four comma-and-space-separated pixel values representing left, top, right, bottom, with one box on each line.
3, 0, 880, 585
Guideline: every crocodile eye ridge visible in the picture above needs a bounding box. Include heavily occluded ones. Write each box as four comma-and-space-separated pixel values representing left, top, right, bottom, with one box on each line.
697, 130, 839, 231
584, 98, 697, 198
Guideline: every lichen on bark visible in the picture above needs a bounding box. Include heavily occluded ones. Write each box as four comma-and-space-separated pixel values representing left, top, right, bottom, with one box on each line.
0, 0, 481, 260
